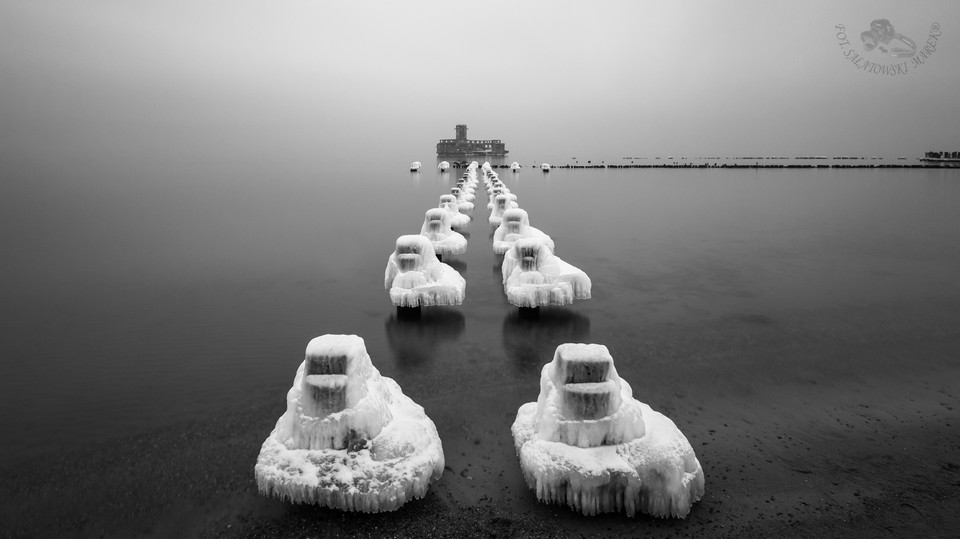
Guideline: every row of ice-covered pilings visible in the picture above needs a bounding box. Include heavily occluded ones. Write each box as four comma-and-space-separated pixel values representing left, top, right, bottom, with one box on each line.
482, 163, 592, 311
383, 161, 481, 315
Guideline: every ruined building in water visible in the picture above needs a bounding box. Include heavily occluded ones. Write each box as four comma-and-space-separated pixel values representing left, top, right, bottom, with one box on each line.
437, 125, 508, 157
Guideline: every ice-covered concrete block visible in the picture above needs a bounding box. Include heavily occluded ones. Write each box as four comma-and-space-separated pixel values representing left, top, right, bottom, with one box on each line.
384, 235, 466, 308
420, 208, 467, 257
512, 343, 704, 518
502, 238, 591, 308
439, 194, 471, 231
560, 381, 620, 420
256, 334, 445, 512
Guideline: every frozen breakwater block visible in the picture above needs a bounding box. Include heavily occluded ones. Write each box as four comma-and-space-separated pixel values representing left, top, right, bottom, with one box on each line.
256, 334, 445, 512
488, 193, 519, 227
512, 343, 704, 518
560, 381, 620, 420
439, 194, 471, 231
502, 238, 591, 307
492, 208, 554, 255
301, 374, 347, 417
556, 344, 612, 384
450, 187, 474, 212
384, 235, 465, 307
420, 208, 467, 257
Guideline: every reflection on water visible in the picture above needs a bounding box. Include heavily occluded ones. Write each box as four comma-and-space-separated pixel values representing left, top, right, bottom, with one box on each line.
3, 161, 959, 459
445, 259, 467, 274
492, 258, 504, 280
384, 307, 466, 372
502, 308, 591, 375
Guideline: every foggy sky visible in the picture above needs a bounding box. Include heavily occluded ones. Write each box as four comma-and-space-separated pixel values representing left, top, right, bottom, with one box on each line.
1, 0, 958, 166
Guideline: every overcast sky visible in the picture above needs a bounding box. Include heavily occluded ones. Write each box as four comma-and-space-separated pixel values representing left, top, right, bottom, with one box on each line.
2, 0, 957, 166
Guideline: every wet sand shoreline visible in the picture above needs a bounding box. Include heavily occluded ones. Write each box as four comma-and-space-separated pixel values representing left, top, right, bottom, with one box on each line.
3, 300, 959, 538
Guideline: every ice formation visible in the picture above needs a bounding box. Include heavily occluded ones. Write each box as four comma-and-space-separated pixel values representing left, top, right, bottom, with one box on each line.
420, 208, 467, 257
256, 334, 445, 512
512, 343, 704, 518
384, 235, 466, 307
439, 194, 471, 232
450, 186, 474, 213
487, 190, 516, 210
492, 208, 555, 255
410, 161, 421, 171
456, 178, 476, 203
502, 237, 591, 307
438, 161, 450, 170
489, 193, 520, 227
487, 180, 505, 194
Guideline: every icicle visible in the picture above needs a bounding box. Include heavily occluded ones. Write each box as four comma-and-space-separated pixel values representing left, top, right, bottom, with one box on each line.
512, 343, 705, 518
492, 208, 554, 255
502, 238, 591, 307
256, 335, 445, 512
384, 235, 465, 307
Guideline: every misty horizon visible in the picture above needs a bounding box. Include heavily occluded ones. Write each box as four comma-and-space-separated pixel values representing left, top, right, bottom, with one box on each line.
2, 1, 958, 172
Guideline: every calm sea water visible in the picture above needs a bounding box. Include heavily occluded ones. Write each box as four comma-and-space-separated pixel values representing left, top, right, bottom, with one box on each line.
2, 156, 959, 460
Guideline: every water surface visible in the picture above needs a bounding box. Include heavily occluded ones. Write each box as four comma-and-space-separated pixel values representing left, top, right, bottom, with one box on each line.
2, 157, 959, 462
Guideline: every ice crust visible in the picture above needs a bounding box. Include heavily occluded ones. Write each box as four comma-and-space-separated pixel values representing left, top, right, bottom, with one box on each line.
487, 191, 515, 210
255, 335, 445, 512
439, 194, 471, 231
492, 208, 555, 255
512, 343, 704, 518
489, 193, 520, 227
502, 237, 591, 307
384, 235, 466, 307
420, 208, 467, 256
450, 187, 474, 213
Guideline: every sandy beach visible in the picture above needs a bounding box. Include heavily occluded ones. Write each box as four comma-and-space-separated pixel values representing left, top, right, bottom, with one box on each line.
3, 298, 958, 538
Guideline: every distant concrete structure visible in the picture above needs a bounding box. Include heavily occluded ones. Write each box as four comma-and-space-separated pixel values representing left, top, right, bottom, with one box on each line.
437, 125, 508, 157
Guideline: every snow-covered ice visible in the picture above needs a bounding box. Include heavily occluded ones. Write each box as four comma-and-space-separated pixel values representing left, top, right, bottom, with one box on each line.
420, 208, 467, 257
489, 193, 520, 227
439, 194, 471, 232
512, 343, 704, 518
492, 208, 555, 255
501, 237, 591, 307
255, 334, 445, 512
385, 235, 465, 307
